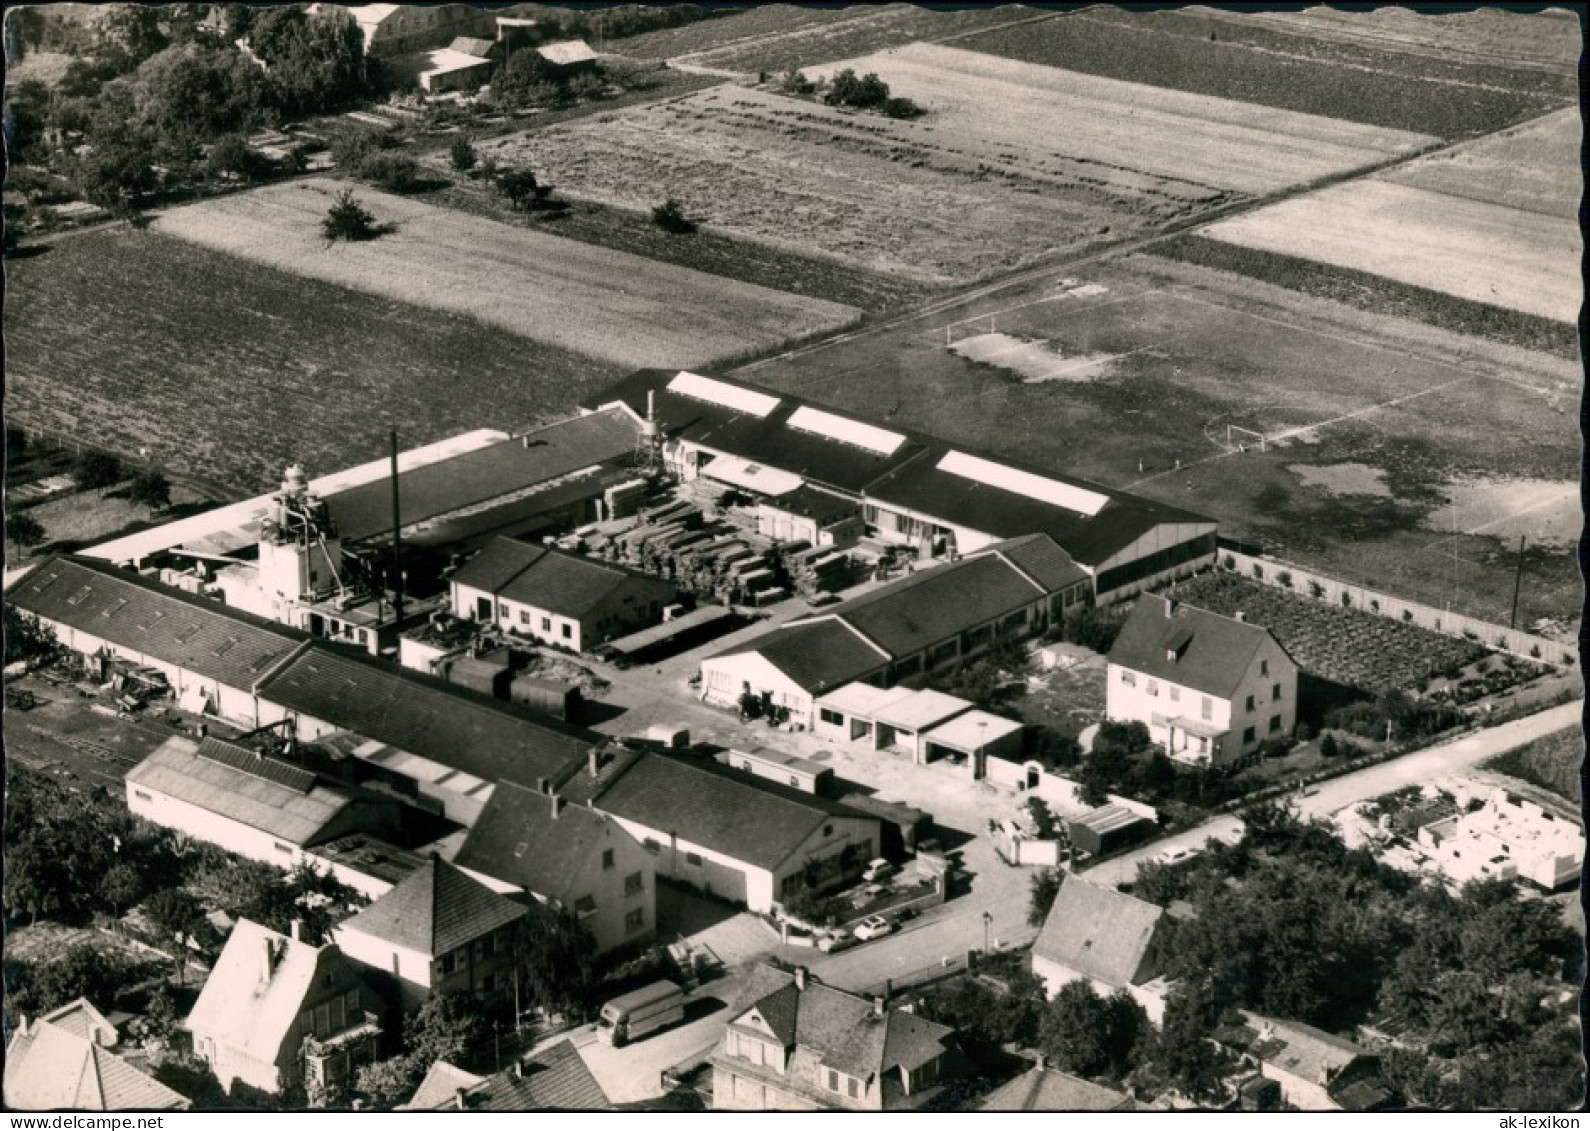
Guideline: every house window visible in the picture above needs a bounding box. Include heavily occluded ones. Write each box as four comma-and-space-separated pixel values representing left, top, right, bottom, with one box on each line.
686, 852, 702, 866
643, 838, 660, 855
520, 610, 530, 625
561, 624, 572, 640
625, 908, 645, 934
315, 1003, 330, 1036
827, 1070, 839, 1092
1245, 694, 1255, 712
133, 789, 153, 802
1272, 683, 1282, 700
1147, 679, 1159, 697
480, 934, 495, 958
441, 952, 457, 975
1260, 659, 1269, 676
482, 973, 496, 993
819, 708, 843, 726
602, 848, 615, 870
1243, 726, 1256, 745
847, 1077, 859, 1099
1201, 697, 1212, 721
274, 842, 294, 856
1169, 686, 1180, 703
1121, 670, 1136, 687
823, 825, 832, 837
1269, 715, 1281, 733
497, 602, 508, 618
625, 872, 644, 896
575, 895, 597, 915
790, 776, 800, 787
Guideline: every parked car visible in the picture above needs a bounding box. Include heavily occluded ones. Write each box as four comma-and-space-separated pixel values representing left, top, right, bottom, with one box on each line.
1157, 845, 1200, 866
853, 915, 896, 942
862, 858, 898, 883
817, 929, 855, 954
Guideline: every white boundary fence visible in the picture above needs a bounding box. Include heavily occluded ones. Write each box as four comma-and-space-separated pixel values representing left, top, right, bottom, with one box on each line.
1217, 547, 1577, 669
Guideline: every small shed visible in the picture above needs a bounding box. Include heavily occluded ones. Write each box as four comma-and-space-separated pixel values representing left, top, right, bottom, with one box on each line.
1067, 804, 1155, 857
724, 746, 833, 796
446, 653, 512, 699
922, 709, 1025, 775
872, 690, 974, 763
411, 48, 494, 94
835, 793, 933, 859
535, 39, 599, 76
508, 674, 581, 720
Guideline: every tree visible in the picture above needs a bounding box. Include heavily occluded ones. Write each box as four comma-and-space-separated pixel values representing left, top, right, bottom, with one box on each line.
1039, 981, 1145, 1080
99, 862, 145, 917
7, 511, 47, 560
207, 133, 265, 182
4, 605, 58, 665
497, 167, 552, 213
322, 189, 378, 242
1077, 722, 1147, 807
825, 69, 890, 111
15, 942, 154, 1016
1024, 797, 1059, 841
128, 468, 172, 514
100, 5, 170, 71
356, 151, 420, 193
1136, 981, 1231, 1102
145, 888, 208, 974
1028, 867, 1063, 927
356, 1053, 421, 1108
780, 70, 815, 95
516, 903, 597, 1015
129, 44, 268, 161
74, 450, 125, 489
449, 134, 477, 173
248, 6, 367, 117
652, 197, 695, 234
358, 992, 484, 1106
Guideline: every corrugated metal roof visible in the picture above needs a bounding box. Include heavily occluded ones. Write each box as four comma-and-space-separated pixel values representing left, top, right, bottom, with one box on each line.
128, 736, 353, 846
326, 411, 636, 544
196, 737, 316, 794
258, 644, 596, 792
7, 555, 308, 691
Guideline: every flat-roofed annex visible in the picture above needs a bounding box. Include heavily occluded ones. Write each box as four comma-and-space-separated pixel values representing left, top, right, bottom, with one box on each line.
668, 371, 780, 418
937, 450, 1109, 517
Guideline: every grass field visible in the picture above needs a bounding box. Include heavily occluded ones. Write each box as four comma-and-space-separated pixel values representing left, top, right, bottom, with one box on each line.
1381, 107, 1580, 219
153, 178, 859, 370
1481, 727, 1582, 803
501, 46, 1426, 286
421, 169, 931, 316
739, 253, 1581, 625
1199, 179, 1580, 324
613, 3, 1038, 73
5, 228, 627, 495
956, 6, 1574, 139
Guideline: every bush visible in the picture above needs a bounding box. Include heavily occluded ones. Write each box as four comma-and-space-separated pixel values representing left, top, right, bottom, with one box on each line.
652, 197, 696, 234
781, 70, 815, 95
568, 72, 605, 101
1319, 733, 1339, 758
448, 134, 476, 172
74, 451, 124, 489
1340, 592, 1352, 608
825, 68, 891, 111
321, 188, 378, 241
1277, 570, 1292, 589
881, 96, 925, 119
1222, 554, 1235, 570
357, 151, 420, 193
1308, 580, 1325, 599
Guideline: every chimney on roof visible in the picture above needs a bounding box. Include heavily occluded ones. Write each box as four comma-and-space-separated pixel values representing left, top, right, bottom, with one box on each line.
1035, 1052, 1047, 1072
550, 794, 565, 819
1164, 596, 1176, 618
871, 994, 885, 1019
793, 966, 807, 991
1234, 610, 1245, 623
588, 746, 601, 778
514, 1060, 525, 1079
883, 977, 892, 1005
290, 919, 302, 943
537, 776, 550, 795
455, 1089, 469, 1111
15, 1015, 26, 1038
260, 937, 274, 985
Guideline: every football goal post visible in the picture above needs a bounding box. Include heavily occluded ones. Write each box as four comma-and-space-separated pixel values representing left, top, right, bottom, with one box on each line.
1225, 424, 1268, 453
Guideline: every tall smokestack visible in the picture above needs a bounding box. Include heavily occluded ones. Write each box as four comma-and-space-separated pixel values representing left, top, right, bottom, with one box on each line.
390, 430, 405, 626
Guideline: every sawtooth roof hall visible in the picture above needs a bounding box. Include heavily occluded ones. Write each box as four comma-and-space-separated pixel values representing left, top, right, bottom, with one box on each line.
584, 370, 1215, 601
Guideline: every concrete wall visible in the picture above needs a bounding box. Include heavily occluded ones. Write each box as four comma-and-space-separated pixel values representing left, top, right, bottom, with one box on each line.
1221, 549, 1576, 667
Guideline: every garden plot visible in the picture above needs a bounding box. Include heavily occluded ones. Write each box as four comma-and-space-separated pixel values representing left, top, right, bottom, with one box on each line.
153, 178, 860, 370
804, 43, 1434, 196
503, 47, 1426, 286
1200, 180, 1580, 324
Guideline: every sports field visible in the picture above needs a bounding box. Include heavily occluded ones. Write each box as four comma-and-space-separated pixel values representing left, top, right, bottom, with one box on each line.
153, 178, 861, 370
1199, 179, 1580, 324
739, 254, 1580, 625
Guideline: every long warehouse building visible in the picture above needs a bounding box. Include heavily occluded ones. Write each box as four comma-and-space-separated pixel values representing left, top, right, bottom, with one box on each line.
583, 370, 1215, 601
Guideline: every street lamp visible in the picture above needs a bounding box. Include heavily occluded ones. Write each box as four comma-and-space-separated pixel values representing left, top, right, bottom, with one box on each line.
982, 911, 992, 955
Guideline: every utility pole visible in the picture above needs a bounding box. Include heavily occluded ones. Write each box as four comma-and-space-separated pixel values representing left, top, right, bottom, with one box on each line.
389, 430, 404, 626
1510, 535, 1526, 630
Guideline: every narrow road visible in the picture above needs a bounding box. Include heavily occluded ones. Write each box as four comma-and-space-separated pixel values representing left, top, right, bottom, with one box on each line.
1081, 699, 1583, 887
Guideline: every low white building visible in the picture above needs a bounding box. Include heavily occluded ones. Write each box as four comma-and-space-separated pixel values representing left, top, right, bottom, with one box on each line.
1106, 597, 1298, 768
125, 736, 407, 899
1418, 788, 1582, 890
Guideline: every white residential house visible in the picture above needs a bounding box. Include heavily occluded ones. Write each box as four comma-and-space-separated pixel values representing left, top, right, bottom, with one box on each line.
1029, 876, 1173, 1025
1106, 596, 1298, 767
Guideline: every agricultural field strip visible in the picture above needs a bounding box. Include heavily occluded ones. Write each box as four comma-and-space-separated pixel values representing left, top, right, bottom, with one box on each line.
1378, 107, 1580, 219
152, 178, 860, 370
1214, 7, 1581, 71
803, 43, 1435, 195
1200, 180, 1580, 323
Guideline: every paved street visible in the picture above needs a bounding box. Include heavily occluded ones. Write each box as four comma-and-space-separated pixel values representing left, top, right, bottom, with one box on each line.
1081, 699, 1583, 887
